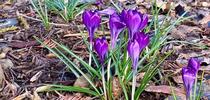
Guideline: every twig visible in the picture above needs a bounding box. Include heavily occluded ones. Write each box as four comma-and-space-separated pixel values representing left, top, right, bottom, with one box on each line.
17, 12, 70, 27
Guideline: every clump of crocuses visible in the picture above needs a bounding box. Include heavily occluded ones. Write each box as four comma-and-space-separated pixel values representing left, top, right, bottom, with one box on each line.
122, 9, 149, 100
182, 58, 200, 100
82, 9, 149, 100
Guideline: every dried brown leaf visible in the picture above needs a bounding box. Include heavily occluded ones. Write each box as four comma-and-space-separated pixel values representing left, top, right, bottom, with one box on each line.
73, 74, 90, 88
170, 25, 202, 39
0, 59, 14, 69
145, 85, 186, 99
173, 75, 183, 84
112, 76, 122, 99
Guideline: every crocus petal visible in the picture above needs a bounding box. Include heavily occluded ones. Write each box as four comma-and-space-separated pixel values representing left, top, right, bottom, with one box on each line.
82, 10, 101, 43
127, 40, 140, 70
134, 32, 150, 52
121, 9, 148, 40
182, 67, 196, 99
187, 58, 200, 73
139, 14, 148, 30
109, 13, 125, 49
94, 37, 108, 64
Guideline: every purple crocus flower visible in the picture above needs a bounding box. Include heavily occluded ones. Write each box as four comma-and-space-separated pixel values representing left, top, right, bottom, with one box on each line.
134, 32, 150, 52
109, 13, 125, 49
121, 9, 148, 40
182, 58, 200, 99
127, 40, 140, 70
127, 32, 150, 70
94, 37, 108, 64
82, 10, 101, 43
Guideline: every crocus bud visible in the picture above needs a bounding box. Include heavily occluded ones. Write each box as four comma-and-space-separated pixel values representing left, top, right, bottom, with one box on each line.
182, 58, 200, 99
109, 13, 125, 49
94, 37, 108, 64
187, 58, 200, 73
121, 9, 148, 40
134, 32, 149, 52
127, 32, 149, 70
82, 10, 101, 43
127, 40, 140, 70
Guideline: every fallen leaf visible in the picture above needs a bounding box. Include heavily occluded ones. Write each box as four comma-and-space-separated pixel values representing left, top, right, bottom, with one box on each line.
112, 76, 122, 99
173, 75, 183, 84
0, 59, 14, 69
170, 25, 202, 39
145, 85, 186, 99
136, 72, 145, 80
73, 74, 91, 88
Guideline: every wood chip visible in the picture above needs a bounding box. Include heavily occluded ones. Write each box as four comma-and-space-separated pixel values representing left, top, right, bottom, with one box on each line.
30, 71, 43, 82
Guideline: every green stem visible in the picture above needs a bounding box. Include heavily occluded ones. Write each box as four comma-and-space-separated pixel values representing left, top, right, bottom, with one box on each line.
89, 44, 92, 66
193, 74, 198, 100
107, 58, 111, 81
131, 69, 137, 100
102, 66, 107, 100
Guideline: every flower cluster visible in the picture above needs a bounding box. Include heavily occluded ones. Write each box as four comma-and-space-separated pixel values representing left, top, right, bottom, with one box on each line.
82, 8, 149, 100
182, 58, 200, 99
82, 9, 149, 67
